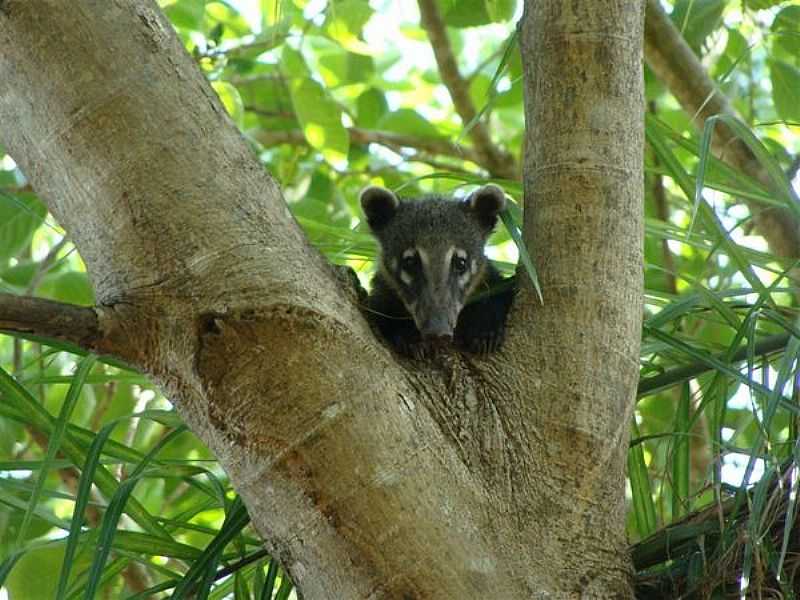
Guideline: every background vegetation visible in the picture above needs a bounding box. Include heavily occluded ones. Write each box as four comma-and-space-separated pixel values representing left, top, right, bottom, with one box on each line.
0, 0, 799, 597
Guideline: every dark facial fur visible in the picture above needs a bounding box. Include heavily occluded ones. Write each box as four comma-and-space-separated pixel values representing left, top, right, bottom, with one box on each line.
361, 185, 513, 354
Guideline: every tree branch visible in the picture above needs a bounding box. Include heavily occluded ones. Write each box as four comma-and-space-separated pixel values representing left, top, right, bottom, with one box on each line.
644, 0, 800, 260
0, 293, 100, 351
254, 127, 482, 166
416, 0, 517, 180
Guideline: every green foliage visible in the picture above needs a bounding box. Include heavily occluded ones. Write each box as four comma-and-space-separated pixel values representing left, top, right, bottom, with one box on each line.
0, 192, 46, 265
769, 60, 800, 123
671, 0, 726, 51
2, 0, 800, 598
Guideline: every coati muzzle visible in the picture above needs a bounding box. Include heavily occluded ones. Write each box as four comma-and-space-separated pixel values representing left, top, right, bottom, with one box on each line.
411, 281, 464, 341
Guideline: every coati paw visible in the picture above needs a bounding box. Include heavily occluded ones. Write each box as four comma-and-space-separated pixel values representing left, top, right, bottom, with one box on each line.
457, 326, 505, 355
397, 339, 439, 360
384, 329, 423, 357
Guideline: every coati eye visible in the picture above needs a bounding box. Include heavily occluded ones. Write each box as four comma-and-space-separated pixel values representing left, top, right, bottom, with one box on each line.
401, 254, 420, 271
452, 255, 468, 275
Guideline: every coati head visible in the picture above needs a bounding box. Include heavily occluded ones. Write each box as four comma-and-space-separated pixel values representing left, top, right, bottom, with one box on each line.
360, 184, 506, 341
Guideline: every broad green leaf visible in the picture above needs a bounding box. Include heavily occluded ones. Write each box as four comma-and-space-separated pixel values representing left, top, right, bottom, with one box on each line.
324, 0, 373, 54
317, 50, 375, 87
769, 60, 800, 123
772, 6, 800, 57
356, 88, 388, 128
163, 0, 207, 31
0, 192, 47, 263
212, 81, 245, 128
671, 0, 726, 50
261, 0, 283, 27
714, 27, 749, 77
288, 78, 349, 164
281, 46, 309, 77
6, 546, 89, 600
376, 109, 442, 139
205, 2, 251, 37
283, 49, 349, 165
437, 0, 513, 27
38, 271, 94, 307
484, 0, 515, 22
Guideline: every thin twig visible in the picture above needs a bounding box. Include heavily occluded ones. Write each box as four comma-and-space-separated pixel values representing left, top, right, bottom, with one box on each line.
255, 127, 483, 166
416, 0, 517, 179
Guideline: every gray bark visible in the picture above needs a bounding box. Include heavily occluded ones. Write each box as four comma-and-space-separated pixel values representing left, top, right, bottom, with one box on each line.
0, 0, 644, 597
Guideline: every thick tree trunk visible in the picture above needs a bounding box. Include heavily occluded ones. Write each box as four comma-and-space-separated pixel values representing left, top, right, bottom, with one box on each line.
0, 0, 643, 597
514, 1, 644, 595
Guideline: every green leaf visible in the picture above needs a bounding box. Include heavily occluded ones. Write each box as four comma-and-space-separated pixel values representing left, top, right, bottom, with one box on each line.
38, 271, 95, 307
288, 78, 349, 165
172, 496, 251, 599
164, 0, 207, 31
273, 573, 294, 600
747, 0, 786, 8
0, 192, 47, 263
375, 109, 442, 139
283, 49, 349, 165
777, 441, 800, 577
769, 60, 800, 123
79, 426, 189, 600
499, 210, 542, 304
647, 113, 772, 300
772, 6, 800, 57
324, 0, 373, 53
484, 0, 515, 22
0, 368, 171, 541
6, 546, 88, 600
317, 50, 375, 87
17, 355, 97, 547
437, 0, 512, 27
205, 2, 251, 38
671, 385, 691, 520
281, 47, 309, 77
671, 0, 725, 50
259, 560, 280, 600
211, 81, 245, 129
628, 422, 658, 538
356, 88, 388, 128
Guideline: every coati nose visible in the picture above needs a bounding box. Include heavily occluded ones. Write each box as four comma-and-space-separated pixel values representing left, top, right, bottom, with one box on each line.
420, 317, 454, 342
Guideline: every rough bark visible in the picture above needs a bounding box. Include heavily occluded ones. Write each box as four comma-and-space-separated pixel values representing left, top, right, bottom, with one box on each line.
643, 0, 800, 260
0, 0, 643, 597
515, 1, 644, 595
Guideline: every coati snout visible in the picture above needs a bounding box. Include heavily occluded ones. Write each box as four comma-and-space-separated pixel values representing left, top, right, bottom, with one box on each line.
360, 184, 514, 355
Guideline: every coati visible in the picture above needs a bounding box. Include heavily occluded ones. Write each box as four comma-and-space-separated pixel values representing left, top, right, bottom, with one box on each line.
360, 184, 514, 355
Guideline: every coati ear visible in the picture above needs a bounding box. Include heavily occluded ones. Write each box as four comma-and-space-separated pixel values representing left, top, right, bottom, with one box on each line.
465, 184, 506, 234
360, 186, 400, 232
